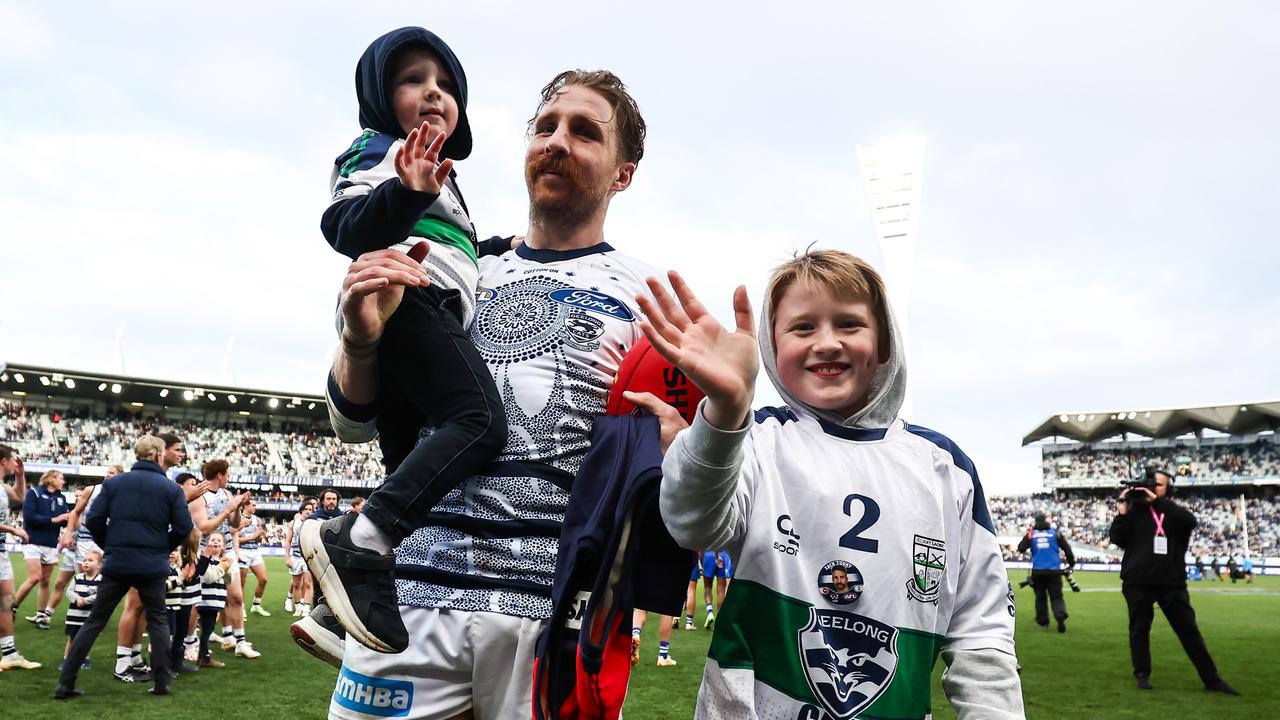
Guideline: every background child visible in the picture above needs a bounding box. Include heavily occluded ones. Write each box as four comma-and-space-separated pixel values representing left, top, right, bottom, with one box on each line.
638, 250, 1024, 719
62, 550, 102, 671
306, 25, 506, 655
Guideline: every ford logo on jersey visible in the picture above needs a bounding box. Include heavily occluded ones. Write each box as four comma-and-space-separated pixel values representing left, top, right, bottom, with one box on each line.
548, 288, 634, 321
333, 667, 413, 717
797, 608, 899, 720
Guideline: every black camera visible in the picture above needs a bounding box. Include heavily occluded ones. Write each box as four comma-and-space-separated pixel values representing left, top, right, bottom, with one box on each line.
1120, 467, 1169, 498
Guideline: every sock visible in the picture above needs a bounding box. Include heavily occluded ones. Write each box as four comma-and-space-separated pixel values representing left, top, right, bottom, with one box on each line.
685, 614, 694, 624
252, 598, 262, 607
131, 644, 145, 667
351, 514, 394, 555
185, 636, 197, 649
115, 646, 132, 673
234, 628, 245, 643
45, 606, 55, 616
223, 624, 233, 639
286, 592, 293, 601
658, 641, 671, 659
1, 636, 15, 657
631, 627, 641, 639
706, 603, 714, 615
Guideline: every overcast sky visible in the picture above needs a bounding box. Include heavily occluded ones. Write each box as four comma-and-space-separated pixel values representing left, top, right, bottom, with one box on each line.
2, 2, 1277, 495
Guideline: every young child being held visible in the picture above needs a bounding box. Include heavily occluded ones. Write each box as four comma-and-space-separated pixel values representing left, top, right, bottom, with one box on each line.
306, 26, 507, 654
62, 550, 102, 671
638, 250, 1024, 719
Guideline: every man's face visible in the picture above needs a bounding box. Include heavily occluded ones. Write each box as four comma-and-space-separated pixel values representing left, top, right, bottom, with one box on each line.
322, 492, 338, 511
831, 568, 849, 592
163, 443, 186, 469
773, 282, 883, 419
0, 454, 17, 476
525, 85, 633, 225
210, 471, 228, 489
389, 47, 460, 139
49, 473, 66, 491
245, 501, 256, 517
1153, 473, 1170, 498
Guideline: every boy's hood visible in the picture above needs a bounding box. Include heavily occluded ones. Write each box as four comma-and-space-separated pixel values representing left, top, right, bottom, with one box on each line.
758, 281, 907, 429
355, 26, 472, 161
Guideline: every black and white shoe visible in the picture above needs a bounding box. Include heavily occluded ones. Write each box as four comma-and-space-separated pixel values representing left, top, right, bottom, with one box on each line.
113, 670, 141, 683
290, 602, 347, 669
301, 513, 406, 653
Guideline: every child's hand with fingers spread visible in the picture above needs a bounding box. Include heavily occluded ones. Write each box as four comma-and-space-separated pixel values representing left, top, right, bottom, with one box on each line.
635, 271, 759, 431
396, 121, 454, 194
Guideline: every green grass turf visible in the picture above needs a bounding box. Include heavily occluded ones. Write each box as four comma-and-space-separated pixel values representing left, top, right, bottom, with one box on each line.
2, 559, 1276, 719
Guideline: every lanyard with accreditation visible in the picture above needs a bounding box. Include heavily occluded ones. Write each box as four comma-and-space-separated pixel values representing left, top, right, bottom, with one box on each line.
1150, 507, 1168, 555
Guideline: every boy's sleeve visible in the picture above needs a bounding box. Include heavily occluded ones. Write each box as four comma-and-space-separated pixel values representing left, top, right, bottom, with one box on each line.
321, 133, 440, 260
660, 399, 755, 552
325, 370, 378, 444
941, 460, 1024, 718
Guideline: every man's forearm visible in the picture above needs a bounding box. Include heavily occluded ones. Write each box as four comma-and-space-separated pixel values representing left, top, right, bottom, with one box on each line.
333, 340, 379, 405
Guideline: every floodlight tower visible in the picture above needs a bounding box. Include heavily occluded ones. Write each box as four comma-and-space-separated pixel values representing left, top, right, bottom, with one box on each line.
855, 135, 925, 421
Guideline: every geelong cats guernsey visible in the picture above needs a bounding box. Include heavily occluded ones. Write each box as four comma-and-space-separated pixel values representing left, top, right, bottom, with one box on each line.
664, 406, 1015, 720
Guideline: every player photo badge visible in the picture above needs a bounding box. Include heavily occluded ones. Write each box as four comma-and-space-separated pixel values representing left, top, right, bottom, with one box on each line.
798, 608, 899, 719
818, 560, 864, 606
906, 534, 945, 605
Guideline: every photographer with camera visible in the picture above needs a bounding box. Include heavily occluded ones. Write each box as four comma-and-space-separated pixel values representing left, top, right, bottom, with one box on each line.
1016, 512, 1075, 633
1108, 468, 1239, 695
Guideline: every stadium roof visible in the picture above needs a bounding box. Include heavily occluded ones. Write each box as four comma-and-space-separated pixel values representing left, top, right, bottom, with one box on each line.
1022, 400, 1280, 445
0, 361, 328, 421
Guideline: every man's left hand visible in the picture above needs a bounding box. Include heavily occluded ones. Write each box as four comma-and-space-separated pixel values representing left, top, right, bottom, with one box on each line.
621, 391, 690, 455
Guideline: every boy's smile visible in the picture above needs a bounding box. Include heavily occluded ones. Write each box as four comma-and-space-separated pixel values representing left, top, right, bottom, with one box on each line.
772, 282, 883, 420
389, 47, 459, 139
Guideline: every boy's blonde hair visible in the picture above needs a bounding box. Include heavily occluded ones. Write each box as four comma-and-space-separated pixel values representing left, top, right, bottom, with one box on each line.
765, 249, 891, 361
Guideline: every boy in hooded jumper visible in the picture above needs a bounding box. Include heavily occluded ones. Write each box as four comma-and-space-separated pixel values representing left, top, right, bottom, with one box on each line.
638, 250, 1024, 719
305, 26, 507, 655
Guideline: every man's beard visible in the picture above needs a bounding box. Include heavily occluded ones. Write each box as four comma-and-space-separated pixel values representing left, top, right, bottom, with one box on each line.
525, 153, 607, 226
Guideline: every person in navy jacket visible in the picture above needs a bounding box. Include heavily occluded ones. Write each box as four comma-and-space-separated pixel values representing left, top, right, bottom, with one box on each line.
55, 435, 195, 700
15, 470, 70, 625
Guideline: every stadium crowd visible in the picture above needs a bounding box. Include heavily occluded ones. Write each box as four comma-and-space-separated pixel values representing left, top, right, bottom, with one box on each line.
0, 400, 384, 481
1043, 438, 1280, 484
992, 490, 1280, 562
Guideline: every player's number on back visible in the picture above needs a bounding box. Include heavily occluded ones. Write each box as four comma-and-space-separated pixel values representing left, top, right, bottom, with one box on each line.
839, 494, 880, 554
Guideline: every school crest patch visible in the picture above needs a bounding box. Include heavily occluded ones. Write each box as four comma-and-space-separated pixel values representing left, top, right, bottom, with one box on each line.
906, 534, 945, 604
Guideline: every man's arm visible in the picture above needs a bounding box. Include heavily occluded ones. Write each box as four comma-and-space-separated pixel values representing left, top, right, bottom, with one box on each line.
4, 460, 26, 503
0, 522, 28, 543
60, 484, 97, 548
1057, 532, 1075, 567
326, 243, 433, 441
168, 487, 195, 550
1015, 531, 1031, 555
188, 495, 240, 536
85, 482, 112, 547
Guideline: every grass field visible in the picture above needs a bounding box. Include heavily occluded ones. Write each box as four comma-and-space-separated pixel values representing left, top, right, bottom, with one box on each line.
1, 558, 1276, 719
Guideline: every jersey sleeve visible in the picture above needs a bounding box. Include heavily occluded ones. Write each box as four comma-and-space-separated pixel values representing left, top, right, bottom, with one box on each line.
321, 132, 440, 260
943, 461, 1017, 656
660, 398, 756, 552
325, 370, 378, 444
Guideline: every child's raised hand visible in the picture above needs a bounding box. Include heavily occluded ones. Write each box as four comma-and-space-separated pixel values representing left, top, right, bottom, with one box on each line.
395, 121, 453, 194
636, 271, 758, 430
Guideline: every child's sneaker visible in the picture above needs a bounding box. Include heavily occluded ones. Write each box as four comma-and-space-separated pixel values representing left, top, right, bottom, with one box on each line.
221, 636, 237, 652
235, 641, 261, 659
284, 597, 294, 613
301, 513, 406, 653
684, 620, 696, 631
0, 653, 42, 670
290, 603, 347, 669
704, 610, 715, 630
656, 656, 678, 667
81, 658, 92, 670
250, 604, 271, 617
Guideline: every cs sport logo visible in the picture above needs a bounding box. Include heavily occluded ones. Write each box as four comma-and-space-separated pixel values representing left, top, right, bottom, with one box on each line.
798, 608, 899, 720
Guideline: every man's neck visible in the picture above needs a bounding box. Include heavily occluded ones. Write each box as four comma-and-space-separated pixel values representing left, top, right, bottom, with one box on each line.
525, 209, 609, 251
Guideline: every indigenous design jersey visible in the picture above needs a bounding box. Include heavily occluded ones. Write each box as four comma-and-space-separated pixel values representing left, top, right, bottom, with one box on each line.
392, 243, 658, 619
688, 409, 1013, 720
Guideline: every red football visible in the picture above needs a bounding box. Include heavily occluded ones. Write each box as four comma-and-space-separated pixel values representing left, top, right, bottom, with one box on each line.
606, 336, 705, 425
